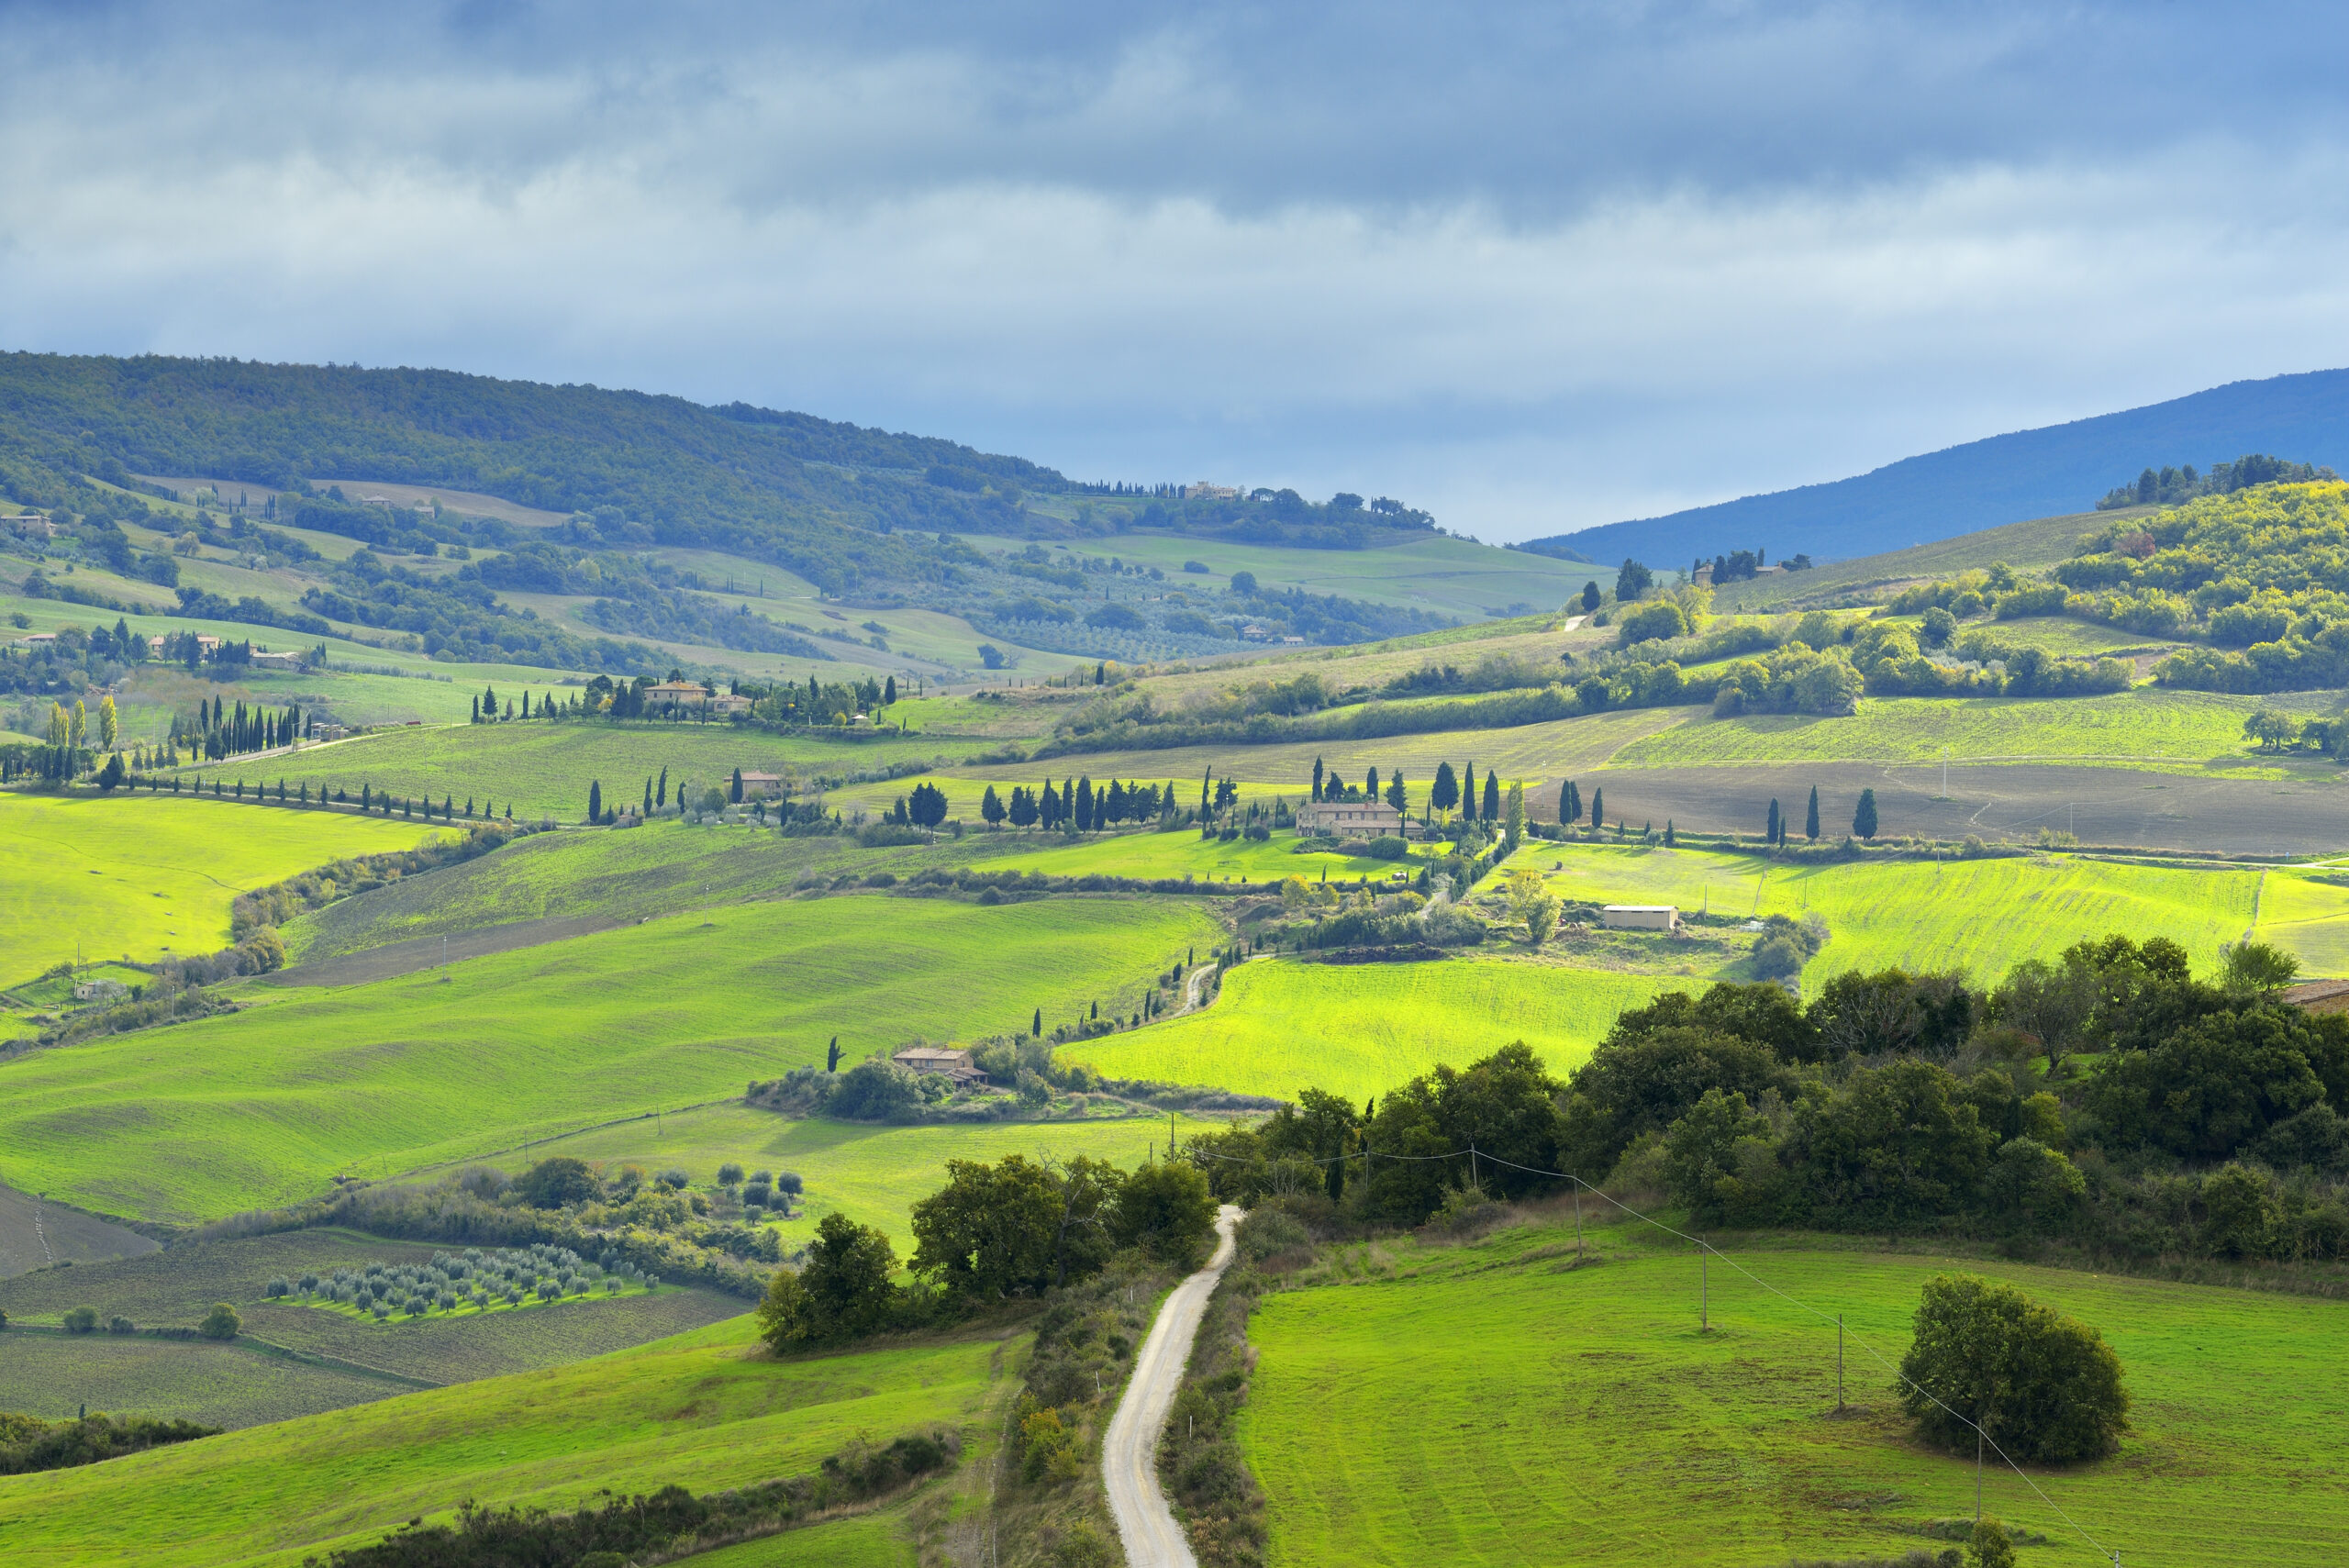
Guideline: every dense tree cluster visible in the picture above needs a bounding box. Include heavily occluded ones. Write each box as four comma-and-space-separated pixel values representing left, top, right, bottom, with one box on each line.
754, 1153, 1216, 1350
2095, 453, 2333, 511
1183, 938, 2349, 1264
0, 1411, 220, 1476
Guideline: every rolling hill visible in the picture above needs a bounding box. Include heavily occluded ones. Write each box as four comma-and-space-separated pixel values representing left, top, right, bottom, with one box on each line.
1522, 365, 2349, 570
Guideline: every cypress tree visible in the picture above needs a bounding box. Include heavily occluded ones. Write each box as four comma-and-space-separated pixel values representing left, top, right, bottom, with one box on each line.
587, 779, 603, 823
1767, 797, 1781, 843
643, 779, 653, 815
730, 767, 744, 804
1031, 1007, 1042, 1038
657, 765, 668, 808
1481, 769, 1500, 822
1461, 762, 1477, 821
1075, 776, 1095, 830
1806, 785, 1820, 841
1589, 785, 1603, 831
1854, 788, 1879, 840
885, 675, 897, 706
471, 695, 480, 723
1366, 765, 1380, 799
1311, 756, 1324, 801
1200, 769, 1212, 814
1664, 819, 1675, 846
826, 1035, 841, 1072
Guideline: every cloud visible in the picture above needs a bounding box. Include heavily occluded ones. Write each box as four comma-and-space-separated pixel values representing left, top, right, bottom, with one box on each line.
5, 1, 2349, 539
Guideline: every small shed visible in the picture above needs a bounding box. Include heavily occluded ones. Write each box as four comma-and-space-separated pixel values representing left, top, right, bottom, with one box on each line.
1601, 905, 1681, 933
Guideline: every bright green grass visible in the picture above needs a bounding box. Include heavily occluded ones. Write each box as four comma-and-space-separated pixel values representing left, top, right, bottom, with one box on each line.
684, 1514, 916, 1567
0, 792, 448, 984
1894, 614, 2179, 658
233, 719, 969, 820
0, 893, 1223, 1224
2248, 870, 2349, 977
1067, 957, 1693, 1104
280, 817, 866, 963
493, 1102, 1218, 1251
1526, 841, 2281, 982
962, 825, 1396, 884
819, 706, 1686, 819
1243, 1219, 2349, 1566
1609, 689, 2301, 771
0, 1313, 1009, 1568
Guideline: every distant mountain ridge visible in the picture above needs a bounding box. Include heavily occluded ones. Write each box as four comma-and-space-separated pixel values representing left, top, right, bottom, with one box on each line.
1521, 367, 2349, 571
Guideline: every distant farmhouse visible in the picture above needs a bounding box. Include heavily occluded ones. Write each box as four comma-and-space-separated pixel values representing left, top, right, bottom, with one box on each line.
1295, 800, 1405, 838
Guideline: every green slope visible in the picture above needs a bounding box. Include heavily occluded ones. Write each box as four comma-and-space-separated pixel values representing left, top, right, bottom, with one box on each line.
0, 1312, 1003, 1568
1243, 1220, 2349, 1565
0, 792, 451, 985
0, 894, 1225, 1223
1068, 957, 1693, 1104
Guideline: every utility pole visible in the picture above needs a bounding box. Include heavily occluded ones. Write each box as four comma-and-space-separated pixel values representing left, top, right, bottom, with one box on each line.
1836, 1315, 1845, 1411
1976, 1424, 1984, 1522
1699, 1242, 1709, 1332
1941, 745, 1949, 799
1572, 1182, 1585, 1262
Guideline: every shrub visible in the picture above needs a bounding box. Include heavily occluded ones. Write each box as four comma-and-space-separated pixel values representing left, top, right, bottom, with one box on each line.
656, 1168, 691, 1190
198, 1302, 241, 1340
61, 1307, 97, 1334
1897, 1274, 2126, 1462
513, 1156, 601, 1208
717, 1162, 745, 1185
1616, 599, 1688, 646
106, 1316, 135, 1335
1365, 835, 1410, 860
776, 1171, 804, 1195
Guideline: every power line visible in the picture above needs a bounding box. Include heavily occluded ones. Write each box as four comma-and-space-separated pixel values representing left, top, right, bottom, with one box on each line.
1183, 1138, 2123, 1563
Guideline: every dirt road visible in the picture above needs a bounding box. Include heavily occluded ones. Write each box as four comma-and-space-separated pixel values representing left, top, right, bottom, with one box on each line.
1103, 1204, 1242, 1568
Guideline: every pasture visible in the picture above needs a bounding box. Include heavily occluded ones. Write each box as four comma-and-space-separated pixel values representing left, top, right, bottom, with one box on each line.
0, 791, 449, 984
1067, 957, 1692, 1104
238, 719, 958, 820
1520, 840, 2332, 981
1609, 688, 2309, 772
1242, 1218, 2349, 1565
0, 894, 1225, 1223
0, 1313, 1010, 1568
959, 529, 1596, 620
493, 1101, 1218, 1251
0, 1331, 407, 1434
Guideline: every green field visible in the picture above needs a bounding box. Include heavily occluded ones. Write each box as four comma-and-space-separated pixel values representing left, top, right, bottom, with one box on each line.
492, 1101, 1218, 1251
280, 819, 868, 965
0, 1229, 743, 1396
1067, 957, 1691, 1104
237, 720, 962, 820
1242, 1218, 2349, 1565
962, 824, 1399, 884
1609, 689, 2316, 771
0, 1331, 408, 1433
0, 1312, 1010, 1568
1704, 506, 2140, 614
0, 894, 1226, 1223
961, 531, 1596, 620
1522, 840, 2328, 981
0, 792, 450, 984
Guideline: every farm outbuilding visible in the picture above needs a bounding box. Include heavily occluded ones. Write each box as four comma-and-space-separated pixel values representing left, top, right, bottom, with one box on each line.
1601, 905, 1682, 933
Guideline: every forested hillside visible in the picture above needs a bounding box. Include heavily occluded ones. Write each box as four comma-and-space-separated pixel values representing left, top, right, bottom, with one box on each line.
0, 355, 1437, 597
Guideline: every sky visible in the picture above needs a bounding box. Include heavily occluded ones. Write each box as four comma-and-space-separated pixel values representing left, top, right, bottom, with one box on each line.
6, 1, 2349, 541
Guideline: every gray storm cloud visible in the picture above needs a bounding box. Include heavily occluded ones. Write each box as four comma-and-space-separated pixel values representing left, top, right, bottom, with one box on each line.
4, 1, 2347, 539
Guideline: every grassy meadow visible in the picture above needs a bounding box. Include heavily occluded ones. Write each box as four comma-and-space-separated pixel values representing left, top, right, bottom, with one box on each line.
239, 720, 957, 820
960, 530, 1596, 620
1520, 840, 2349, 980
1242, 1217, 2349, 1566
1609, 688, 2311, 772
1068, 957, 1693, 1104
0, 792, 450, 984
0, 894, 1225, 1223
0, 1313, 1010, 1568
489, 1101, 1216, 1251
